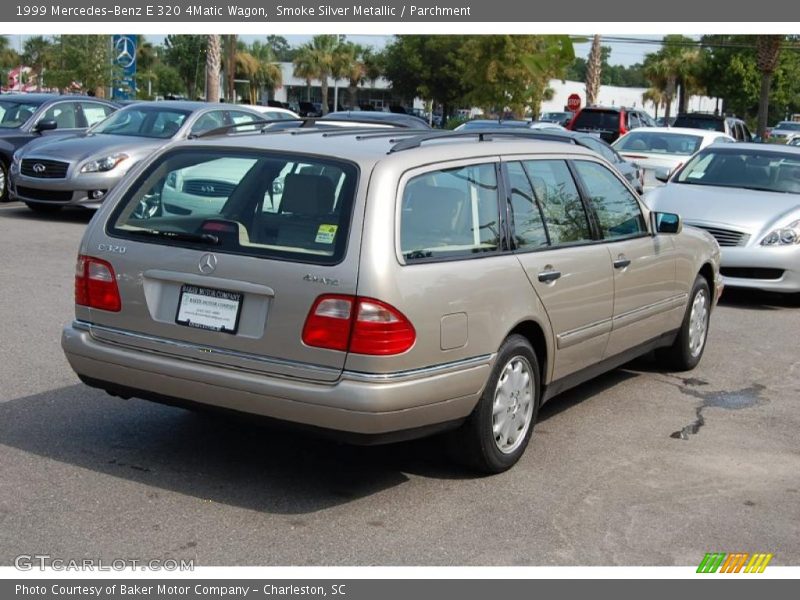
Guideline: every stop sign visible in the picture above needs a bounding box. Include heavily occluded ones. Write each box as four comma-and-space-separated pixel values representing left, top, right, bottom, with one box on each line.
567, 94, 581, 112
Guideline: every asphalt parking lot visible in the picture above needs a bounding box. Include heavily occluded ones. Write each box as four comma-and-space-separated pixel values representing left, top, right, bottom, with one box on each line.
0, 202, 798, 567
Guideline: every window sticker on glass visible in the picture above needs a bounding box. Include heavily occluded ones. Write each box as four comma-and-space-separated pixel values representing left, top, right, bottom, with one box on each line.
315, 224, 338, 244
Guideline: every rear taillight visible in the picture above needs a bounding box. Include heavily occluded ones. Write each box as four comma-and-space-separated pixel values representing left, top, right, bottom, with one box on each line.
302, 294, 416, 355
619, 113, 628, 136
75, 255, 121, 312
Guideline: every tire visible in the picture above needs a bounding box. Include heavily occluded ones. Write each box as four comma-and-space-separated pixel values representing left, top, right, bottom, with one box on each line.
0, 159, 8, 202
25, 202, 62, 214
658, 275, 711, 371
450, 334, 541, 474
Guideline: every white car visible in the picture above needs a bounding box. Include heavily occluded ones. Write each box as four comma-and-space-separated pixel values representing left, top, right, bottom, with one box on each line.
613, 127, 734, 192
248, 105, 300, 121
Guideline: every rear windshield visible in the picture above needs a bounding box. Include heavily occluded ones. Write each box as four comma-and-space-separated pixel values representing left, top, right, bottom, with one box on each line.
672, 116, 724, 131
108, 149, 359, 264
573, 110, 620, 130
616, 131, 703, 155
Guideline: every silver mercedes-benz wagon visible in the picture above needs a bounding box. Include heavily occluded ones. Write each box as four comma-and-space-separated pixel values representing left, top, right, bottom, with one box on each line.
61, 126, 722, 472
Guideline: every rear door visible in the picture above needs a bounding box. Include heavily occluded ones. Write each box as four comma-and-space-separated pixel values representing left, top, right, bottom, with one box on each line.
85, 146, 363, 382
505, 158, 614, 381
571, 160, 679, 357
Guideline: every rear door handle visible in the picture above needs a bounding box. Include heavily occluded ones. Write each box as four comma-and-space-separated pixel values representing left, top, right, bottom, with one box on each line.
613, 256, 631, 269
538, 269, 562, 283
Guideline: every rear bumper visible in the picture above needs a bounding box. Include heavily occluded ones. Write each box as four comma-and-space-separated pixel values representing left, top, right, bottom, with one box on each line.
61, 322, 490, 438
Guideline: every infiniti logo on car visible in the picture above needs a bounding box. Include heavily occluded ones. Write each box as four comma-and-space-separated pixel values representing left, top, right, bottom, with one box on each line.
201, 185, 215, 193
33, 163, 46, 173
198, 253, 218, 274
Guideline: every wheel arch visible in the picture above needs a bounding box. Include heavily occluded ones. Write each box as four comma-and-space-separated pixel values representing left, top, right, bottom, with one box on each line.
506, 318, 551, 387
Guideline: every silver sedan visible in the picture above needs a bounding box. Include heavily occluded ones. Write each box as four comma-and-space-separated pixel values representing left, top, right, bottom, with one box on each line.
645, 143, 800, 293
9, 101, 263, 213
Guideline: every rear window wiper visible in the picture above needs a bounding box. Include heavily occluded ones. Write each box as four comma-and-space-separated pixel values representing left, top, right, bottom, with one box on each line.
127, 229, 219, 245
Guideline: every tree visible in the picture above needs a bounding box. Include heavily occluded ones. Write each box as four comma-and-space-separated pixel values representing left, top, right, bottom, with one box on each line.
152, 63, 183, 97
224, 35, 237, 102
163, 35, 206, 98
756, 35, 783, 138
292, 35, 344, 114
585, 35, 602, 105
247, 41, 283, 103
266, 35, 294, 61
205, 35, 221, 102
520, 35, 577, 118
0, 35, 19, 69
22, 36, 55, 90
46, 36, 116, 96
642, 87, 666, 119
384, 35, 470, 121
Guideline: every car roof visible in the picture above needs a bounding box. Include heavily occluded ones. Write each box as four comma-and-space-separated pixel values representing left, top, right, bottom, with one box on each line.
124, 100, 245, 111
702, 142, 800, 155
179, 128, 600, 167
0, 93, 113, 104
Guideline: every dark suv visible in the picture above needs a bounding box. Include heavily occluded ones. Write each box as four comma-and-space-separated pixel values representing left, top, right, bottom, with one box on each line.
672, 112, 753, 142
567, 106, 655, 143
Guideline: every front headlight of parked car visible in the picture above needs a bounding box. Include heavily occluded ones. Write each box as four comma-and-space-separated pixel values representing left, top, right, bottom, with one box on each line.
761, 219, 800, 246
80, 153, 129, 173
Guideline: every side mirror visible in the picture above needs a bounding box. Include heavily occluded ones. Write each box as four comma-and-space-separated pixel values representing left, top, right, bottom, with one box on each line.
34, 120, 58, 133
651, 211, 682, 234
654, 168, 671, 183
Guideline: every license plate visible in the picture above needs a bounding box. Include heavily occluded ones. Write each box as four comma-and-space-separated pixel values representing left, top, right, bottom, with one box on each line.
176, 284, 243, 334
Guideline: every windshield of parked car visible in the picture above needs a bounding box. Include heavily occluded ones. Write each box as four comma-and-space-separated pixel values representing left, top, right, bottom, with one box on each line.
572, 110, 620, 130
774, 122, 800, 131
675, 149, 800, 193
108, 149, 358, 264
672, 116, 723, 131
615, 131, 703, 155
91, 106, 190, 138
0, 100, 42, 129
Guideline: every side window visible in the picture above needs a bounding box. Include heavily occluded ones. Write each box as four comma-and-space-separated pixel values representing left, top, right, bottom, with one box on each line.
522, 160, 592, 245
41, 102, 79, 129
228, 110, 262, 132
401, 163, 500, 261
628, 112, 641, 130
190, 110, 226, 135
741, 124, 752, 142
82, 103, 115, 127
507, 162, 548, 250
573, 160, 646, 239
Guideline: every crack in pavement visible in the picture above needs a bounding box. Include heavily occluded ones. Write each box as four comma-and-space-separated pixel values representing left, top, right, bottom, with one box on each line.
668, 380, 766, 440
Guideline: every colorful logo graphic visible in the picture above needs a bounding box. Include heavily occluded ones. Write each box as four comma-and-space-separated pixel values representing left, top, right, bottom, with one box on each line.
697, 552, 773, 573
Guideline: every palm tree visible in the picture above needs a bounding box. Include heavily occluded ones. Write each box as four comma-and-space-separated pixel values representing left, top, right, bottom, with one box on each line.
247, 41, 283, 103
292, 47, 315, 102
643, 54, 678, 120
585, 34, 602, 106
642, 87, 666, 120
755, 35, 783, 139
22, 36, 54, 91
224, 34, 237, 102
137, 41, 158, 98
292, 35, 343, 114
205, 35, 221, 102
0, 35, 19, 69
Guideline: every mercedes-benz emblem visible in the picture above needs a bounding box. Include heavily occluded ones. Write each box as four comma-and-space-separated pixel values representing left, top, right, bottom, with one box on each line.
114, 36, 136, 69
198, 253, 218, 275
33, 163, 46, 173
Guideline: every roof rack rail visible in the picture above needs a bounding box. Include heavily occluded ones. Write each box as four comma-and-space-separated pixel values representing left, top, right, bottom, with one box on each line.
193, 116, 415, 139
387, 129, 576, 153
